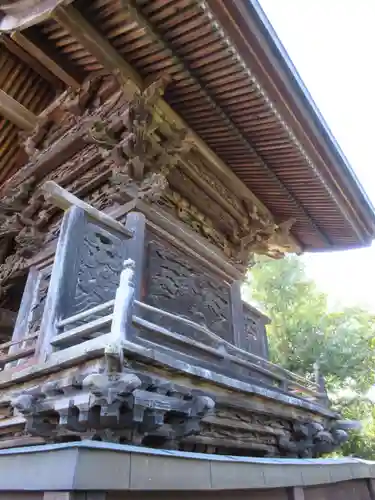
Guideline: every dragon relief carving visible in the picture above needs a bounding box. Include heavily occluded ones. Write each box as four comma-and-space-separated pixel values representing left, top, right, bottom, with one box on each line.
87, 75, 193, 203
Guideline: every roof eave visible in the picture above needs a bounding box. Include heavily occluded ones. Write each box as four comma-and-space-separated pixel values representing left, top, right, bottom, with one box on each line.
208, 0, 375, 244
248, 0, 375, 225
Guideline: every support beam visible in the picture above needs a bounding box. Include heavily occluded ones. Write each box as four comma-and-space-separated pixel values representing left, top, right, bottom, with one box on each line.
52, 4, 273, 226
0, 34, 62, 89
288, 487, 305, 500
0, 90, 37, 131
122, 0, 328, 247
42, 181, 133, 238
10, 32, 80, 89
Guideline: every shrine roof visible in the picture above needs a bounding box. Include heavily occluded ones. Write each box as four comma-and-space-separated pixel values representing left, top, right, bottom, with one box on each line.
0, 0, 374, 252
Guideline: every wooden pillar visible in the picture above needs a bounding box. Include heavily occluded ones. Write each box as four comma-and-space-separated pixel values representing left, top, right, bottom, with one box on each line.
288, 487, 305, 500
44, 492, 107, 500
368, 479, 375, 500
36, 206, 86, 360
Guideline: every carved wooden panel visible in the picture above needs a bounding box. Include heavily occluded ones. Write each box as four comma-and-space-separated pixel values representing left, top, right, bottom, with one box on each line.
143, 234, 234, 344
7, 263, 52, 368
242, 302, 269, 360
28, 267, 52, 334
36, 206, 137, 359
70, 222, 128, 325
11, 264, 52, 340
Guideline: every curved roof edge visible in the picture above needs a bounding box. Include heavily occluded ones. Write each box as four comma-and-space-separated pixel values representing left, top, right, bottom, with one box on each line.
0, 440, 373, 491
248, 0, 375, 231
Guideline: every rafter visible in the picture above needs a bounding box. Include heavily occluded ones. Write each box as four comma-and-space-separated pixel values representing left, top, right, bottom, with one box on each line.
10, 32, 80, 90
0, 90, 37, 131
120, 0, 331, 247
51, 4, 277, 231
0, 35, 62, 89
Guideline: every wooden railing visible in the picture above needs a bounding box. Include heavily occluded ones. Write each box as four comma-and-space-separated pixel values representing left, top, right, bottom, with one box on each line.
0, 333, 38, 370
132, 303, 322, 400
40, 256, 324, 404
0, 182, 326, 406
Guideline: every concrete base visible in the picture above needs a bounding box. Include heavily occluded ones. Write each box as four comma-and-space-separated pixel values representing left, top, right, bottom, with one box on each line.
0, 441, 374, 499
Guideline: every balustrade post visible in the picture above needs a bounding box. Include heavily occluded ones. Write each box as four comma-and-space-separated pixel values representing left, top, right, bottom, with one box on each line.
111, 259, 136, 342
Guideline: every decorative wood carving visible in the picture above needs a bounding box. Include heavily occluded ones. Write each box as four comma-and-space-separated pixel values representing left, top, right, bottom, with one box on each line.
186, 154, 247, 217
87, 76, 193, 203
0, 177, 48, 298
144, 236, 234, 344
0, 66, 299, 294
159, 160, 298, 269
70, 223, 128, 324
158, 188, 237, 260
19, 73, 121, 164
10, 366, 215, 448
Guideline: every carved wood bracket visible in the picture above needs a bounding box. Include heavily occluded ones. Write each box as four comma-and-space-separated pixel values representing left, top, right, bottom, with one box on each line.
87, 76, 193, 203
0, 177, 49, 299
11, 368, 215, 447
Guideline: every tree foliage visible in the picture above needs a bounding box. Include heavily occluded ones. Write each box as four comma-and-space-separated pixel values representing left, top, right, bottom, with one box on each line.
245, 255, 375, 457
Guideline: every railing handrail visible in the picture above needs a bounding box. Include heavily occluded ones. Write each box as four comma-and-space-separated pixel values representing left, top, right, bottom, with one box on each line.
134, 300, 320, 392
42, 181, 133, 238
0, 332, 38, 352
133, 314, 323, 400
48, 291, 320, 399
57, 299, 115, 328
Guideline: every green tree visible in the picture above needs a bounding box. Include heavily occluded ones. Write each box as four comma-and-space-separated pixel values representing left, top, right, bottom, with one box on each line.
245, 255, 375, 457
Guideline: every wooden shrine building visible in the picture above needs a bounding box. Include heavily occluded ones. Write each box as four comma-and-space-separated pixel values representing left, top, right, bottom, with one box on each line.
0, 0, 373, 483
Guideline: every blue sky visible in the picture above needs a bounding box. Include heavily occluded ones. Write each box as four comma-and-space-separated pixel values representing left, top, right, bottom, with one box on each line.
260, 0, 375, 312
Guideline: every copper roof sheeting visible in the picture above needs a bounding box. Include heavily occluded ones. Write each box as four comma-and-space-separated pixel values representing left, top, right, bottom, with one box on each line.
0, 0, 374, 252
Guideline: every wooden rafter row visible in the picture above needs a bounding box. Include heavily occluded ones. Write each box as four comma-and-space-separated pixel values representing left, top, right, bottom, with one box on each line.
0, 89, 37, 131
10, 32, 80, 90
121, 0, 329, 247
0, 34, 61, 89
51, 4, 275, 228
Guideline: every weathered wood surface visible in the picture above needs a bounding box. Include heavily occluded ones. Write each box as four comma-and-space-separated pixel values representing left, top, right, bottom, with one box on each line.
0, 71, 298, 301
0, 188, 347, 457
0, 72, 349, 459
0, 441, 372, 498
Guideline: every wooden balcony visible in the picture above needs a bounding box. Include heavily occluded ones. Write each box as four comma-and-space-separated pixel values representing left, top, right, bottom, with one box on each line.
0, 183, 348, 458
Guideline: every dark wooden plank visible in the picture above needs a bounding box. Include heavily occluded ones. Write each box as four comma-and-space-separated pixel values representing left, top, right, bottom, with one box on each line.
123, 211, 146, 341
9, 267, 39, 348
35, 206, 87, 360
1, 34, 63, 89
230, 280, 245, 348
